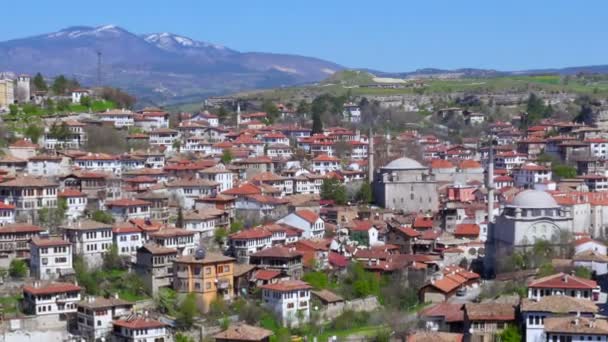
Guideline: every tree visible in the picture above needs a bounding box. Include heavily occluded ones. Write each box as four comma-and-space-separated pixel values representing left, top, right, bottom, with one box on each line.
311, 110, 323, 134
33, 72, 47, 91
172, 139, 182, 153
230, 220, 244, 233
176, 208, 184, 228
356, 183, 373, 204
321, 178, 347, 205
103, 244, 122, 270
499, 325, 522, 342
24, 124, 43, 144
92, 210, 114, 224
56, 99, 71, 111
221, 149, 233, 164
52, 75, 69, 95
217, 107, 228, 121
553, 164, 577, 179
296, 100, 310, 116
176, 293, 198, 328
175, 334, 194, 342
9, 259, 28, 278
262, 100, 280, 123
80, 96, 92, 107
100, 87, 136, 109
574, 266, 592, 279
342, 262, 381, 299
538, 263, 556, 277
48, 122, 72, 140
37, 198, 67, 232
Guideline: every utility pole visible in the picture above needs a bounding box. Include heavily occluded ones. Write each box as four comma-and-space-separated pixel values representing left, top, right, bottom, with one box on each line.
97, 51, 102, 87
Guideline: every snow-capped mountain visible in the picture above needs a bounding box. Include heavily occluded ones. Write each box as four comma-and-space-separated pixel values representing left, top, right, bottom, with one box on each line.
0, 25, 343, 103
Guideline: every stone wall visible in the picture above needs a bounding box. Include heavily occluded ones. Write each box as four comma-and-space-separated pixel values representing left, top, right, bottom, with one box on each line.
319, 296, 380, 321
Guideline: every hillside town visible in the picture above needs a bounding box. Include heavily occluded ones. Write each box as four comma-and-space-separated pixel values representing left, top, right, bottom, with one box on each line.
3, 71, 608, 342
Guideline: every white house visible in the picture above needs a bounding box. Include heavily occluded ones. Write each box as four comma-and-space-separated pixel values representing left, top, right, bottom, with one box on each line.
0, 176, 58, 221
228, 228, 273, 263
26, 154, 64, 176
312, 155, 340, 174
513, 163, 552, 189
575, 238, 607, 255
71, 89, 89, 104
167, 178, 220, 210
261, 280, 312, 327
22, 282, 82, 316
343, 103, 361, 123
75, 153, 122, 176
30, 237, 73, 280
199, 164, 234, 192
277, 210, 325, 239
97, 109, 135, 128
0, 202, 15, 226
586, 138, 608, 159
77, 295, 134, 341
266, 144, 293, 159
521, 295, 599, 342
527, 273, 598, 302
60, 219, 114, 267
58, 189, 87, 222
183, 208, 229, 240
105, 199, 151, 222
149, 228, 197, 256
111, 315, 169, 342
112, 224, 144, 261
148, 128, 179, 150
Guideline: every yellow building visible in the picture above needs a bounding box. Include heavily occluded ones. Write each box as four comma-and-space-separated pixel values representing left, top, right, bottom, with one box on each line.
0, 79, 15, 109
173, 252, 236, 311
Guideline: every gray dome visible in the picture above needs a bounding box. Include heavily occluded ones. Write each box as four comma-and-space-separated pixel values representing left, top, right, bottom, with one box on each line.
510, 190, 559, 208
383, 157, 425, 170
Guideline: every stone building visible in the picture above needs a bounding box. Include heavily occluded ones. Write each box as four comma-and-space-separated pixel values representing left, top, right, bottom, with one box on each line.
373, 157, 438, 213
488, 190, 574, 273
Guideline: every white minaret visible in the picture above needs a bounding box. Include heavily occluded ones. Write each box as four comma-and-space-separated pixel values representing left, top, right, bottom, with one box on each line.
487, 140, 495, 223
368, 128, 374, 183
236, 102, 241, 127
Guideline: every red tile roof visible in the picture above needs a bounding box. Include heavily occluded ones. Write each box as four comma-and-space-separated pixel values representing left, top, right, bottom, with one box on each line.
295, 210, 320, 224
0, 223, 43, 234
58, 189, 86, 197
113, 317, 167, 329
254, 269, 282, 281
454, 224, 480, 237
23, 282, 81, 295
529, 272, 597, 289
260, 280, 312, 292
106, 199, 151, 207
30, 237, 71, 247
230, 228, 272, 240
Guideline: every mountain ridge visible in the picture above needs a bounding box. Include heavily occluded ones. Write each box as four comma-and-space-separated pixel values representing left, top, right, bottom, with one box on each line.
0, 25, 342, 105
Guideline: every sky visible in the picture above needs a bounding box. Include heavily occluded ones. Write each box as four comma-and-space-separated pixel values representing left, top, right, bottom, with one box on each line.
3, 0, 607, 72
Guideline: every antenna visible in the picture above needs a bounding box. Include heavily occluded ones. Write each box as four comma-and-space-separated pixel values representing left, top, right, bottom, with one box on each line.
97, 50, 102, 86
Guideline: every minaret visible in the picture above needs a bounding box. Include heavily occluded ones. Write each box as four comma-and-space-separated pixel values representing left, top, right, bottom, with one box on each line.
236, 101, 241, 129
368, 128, 374, 183
487, 140, 495, 223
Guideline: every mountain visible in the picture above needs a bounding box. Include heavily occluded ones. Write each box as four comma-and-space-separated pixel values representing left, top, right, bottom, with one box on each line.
0, 25, 342, 105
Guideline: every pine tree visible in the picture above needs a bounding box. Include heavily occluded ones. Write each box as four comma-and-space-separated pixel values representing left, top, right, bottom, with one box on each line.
33, 72, 47, 91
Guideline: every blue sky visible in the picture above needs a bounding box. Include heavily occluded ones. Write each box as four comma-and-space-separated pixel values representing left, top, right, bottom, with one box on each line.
3, 0, 606, 72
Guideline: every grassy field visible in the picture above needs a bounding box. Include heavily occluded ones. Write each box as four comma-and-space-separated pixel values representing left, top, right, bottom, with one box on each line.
0, 294, 22, 315
231, 73, 608, 104
8, 100, 116, 117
